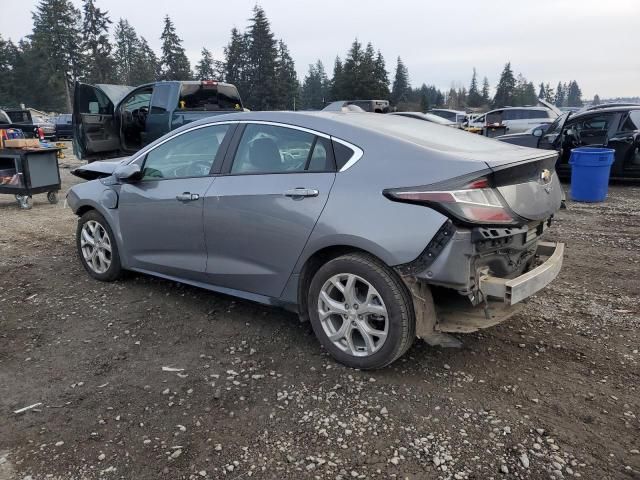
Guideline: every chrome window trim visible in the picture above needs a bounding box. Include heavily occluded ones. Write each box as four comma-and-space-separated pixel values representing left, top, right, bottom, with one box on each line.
331, 137, 364, 172
129, 119, 363, 173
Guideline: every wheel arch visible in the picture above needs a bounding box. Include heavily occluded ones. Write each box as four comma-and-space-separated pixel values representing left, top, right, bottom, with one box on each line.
296, 244, 401, 322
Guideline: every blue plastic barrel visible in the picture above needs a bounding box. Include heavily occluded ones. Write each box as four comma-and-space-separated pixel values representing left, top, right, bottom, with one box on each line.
569, 147, 615, 202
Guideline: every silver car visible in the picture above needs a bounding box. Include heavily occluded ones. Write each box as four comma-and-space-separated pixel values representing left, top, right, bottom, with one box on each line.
68, 111, 564, 369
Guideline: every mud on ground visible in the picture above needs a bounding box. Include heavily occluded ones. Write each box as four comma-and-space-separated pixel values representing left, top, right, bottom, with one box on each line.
0, 147, 638, 479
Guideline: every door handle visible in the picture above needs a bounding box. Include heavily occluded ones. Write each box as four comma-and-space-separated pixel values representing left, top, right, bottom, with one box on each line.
176, 192, 199, 202
284, 188, 319, 198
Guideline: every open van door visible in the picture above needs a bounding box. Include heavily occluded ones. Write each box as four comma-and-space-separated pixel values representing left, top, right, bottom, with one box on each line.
73, 83, 134, 161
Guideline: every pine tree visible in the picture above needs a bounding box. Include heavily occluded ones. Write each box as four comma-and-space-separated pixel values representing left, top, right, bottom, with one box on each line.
342, 39, 364, 99
134, 37, 160, 84
567, 80, 583, 107
224, 27, 249, 92
81, 0, 115, 83
391, 56, 410, 105
0, 35, 17, 105
555, 81, 565, 107
301, 60, 329, 110
481, 76, 490, 104
274, 40, 299, 110
419, 84, 430, 112
195, 47, 215, 80
593, 94, 600, 106
544, 83, 554, 103
243, 6, 279, 110
113, 19, 138, 84
492, 62, 516, 108
373, 50, 389, 100
331, 56, 345, 100
538, 82, 546, 99
467, 68, 483, 107
160, 15, 191, 81
30, 0, 84, 112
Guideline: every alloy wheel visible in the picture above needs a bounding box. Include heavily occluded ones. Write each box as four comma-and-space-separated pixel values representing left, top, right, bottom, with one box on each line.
317, 273, 389, 357
80, 220, 112, 274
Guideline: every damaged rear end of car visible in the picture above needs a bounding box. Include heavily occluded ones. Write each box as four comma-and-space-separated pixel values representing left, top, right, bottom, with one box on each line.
385, 150, 564, 340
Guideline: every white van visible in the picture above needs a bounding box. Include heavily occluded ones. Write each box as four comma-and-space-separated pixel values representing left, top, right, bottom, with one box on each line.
468, 107, 557, 134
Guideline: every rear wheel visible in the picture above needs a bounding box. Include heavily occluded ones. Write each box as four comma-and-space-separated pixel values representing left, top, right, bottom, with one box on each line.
76, 210, 122, 281
308, 253, 415, 369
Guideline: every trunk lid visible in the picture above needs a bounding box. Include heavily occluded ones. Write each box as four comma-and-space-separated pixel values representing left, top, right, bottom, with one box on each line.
490, 152, 562, 222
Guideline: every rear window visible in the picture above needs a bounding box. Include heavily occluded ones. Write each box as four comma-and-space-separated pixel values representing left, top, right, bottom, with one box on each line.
6, 111, 31, 123
178, 83, 243, 111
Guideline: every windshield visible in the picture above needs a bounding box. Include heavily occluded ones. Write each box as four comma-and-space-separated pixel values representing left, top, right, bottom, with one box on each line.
545, 112, 570, 136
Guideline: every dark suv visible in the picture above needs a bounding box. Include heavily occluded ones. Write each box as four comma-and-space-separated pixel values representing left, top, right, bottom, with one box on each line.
497, 106, 640, 180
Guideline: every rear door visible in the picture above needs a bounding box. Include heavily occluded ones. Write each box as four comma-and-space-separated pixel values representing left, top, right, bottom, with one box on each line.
73, 83, 133, 160
609, 110, 640, 176
202, 122, 336, 298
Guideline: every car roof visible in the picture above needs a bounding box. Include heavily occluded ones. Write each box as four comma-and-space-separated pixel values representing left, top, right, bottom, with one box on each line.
571, 105, 640, 118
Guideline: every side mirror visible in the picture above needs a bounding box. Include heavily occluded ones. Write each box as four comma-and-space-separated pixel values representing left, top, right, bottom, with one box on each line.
114, 163, 142, 182
532, 127, 544, 138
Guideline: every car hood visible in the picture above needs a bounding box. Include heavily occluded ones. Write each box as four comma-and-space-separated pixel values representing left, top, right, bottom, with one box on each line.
71, 157, 130, 180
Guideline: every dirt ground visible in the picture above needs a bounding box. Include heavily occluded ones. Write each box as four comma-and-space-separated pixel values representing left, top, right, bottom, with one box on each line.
0, 144, 638, 480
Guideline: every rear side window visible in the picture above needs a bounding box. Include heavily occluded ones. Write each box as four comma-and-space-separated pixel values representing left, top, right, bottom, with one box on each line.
230, 124, 331, 174
527, 110, 549, 119
332, 140, 356, 170
179, 83, 243, 111
6, 111, 31, 123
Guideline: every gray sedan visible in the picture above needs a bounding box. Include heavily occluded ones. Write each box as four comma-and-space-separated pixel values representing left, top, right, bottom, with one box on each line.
68, 111, 564, 369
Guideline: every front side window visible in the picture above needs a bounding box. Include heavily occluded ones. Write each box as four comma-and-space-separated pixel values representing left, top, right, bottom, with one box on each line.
230, 124, 329, 174
141, 125, 229, 180
576, 114, 612, 132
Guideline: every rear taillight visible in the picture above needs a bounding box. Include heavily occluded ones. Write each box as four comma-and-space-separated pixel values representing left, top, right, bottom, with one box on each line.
384, 177, 516, 225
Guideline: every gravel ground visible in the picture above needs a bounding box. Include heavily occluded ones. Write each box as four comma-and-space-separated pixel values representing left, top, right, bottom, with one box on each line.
0, 144, 639, 480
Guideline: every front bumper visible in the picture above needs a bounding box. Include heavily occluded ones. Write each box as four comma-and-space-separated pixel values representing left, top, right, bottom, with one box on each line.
478, 241, 564, 305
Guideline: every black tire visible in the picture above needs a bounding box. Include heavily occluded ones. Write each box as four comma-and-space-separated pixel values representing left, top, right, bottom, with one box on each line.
307, 253, 415, 369
76, 210, 122, 281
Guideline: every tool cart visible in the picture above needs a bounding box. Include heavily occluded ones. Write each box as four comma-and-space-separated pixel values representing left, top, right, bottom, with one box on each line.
0, 147, 62, 209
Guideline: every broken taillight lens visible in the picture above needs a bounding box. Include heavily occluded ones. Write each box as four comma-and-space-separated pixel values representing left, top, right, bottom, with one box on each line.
384, 177, 516, 225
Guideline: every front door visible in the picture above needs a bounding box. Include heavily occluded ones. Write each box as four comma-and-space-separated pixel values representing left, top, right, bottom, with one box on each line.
203, 123, 336, 298
118, 124, 232, 280
73, 83, 133, 160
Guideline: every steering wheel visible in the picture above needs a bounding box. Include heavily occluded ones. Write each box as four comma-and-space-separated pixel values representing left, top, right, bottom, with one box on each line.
173, 160, 212, 177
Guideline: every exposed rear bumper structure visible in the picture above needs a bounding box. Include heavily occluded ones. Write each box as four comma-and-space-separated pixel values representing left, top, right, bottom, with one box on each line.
403, 241, 564, 341
478, 241, 564, 305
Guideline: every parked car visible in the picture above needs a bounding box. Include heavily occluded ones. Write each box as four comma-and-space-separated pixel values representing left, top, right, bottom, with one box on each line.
68, 111, 564, 369
389, 111, 457, 126
467, 106, 558, 134
73, 80, 244, 161
32, 115, 56, 140
429, 109, 466, 125
583, 102, 640, 112
54, 113, 74, 139
496, 106, 640, 179
0, 108, 40, 138
323, 100, 389, 113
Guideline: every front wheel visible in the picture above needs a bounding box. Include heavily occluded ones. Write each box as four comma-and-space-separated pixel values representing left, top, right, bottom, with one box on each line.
308, 253, 415, 369
76, 210, 122, 281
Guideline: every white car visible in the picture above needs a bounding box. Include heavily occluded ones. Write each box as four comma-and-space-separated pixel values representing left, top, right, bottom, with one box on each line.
429, 109, 466, 126
467, 107, 557, 134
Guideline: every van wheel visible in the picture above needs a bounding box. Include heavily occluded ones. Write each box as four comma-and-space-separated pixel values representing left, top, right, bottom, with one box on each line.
307, 253, 415, 369
76, 210, 122, 281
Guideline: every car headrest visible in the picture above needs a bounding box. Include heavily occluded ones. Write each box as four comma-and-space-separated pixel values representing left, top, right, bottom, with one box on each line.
249, 138, 281, 172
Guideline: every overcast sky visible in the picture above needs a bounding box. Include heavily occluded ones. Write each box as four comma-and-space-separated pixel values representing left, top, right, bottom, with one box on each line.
3, 0, 639, 98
